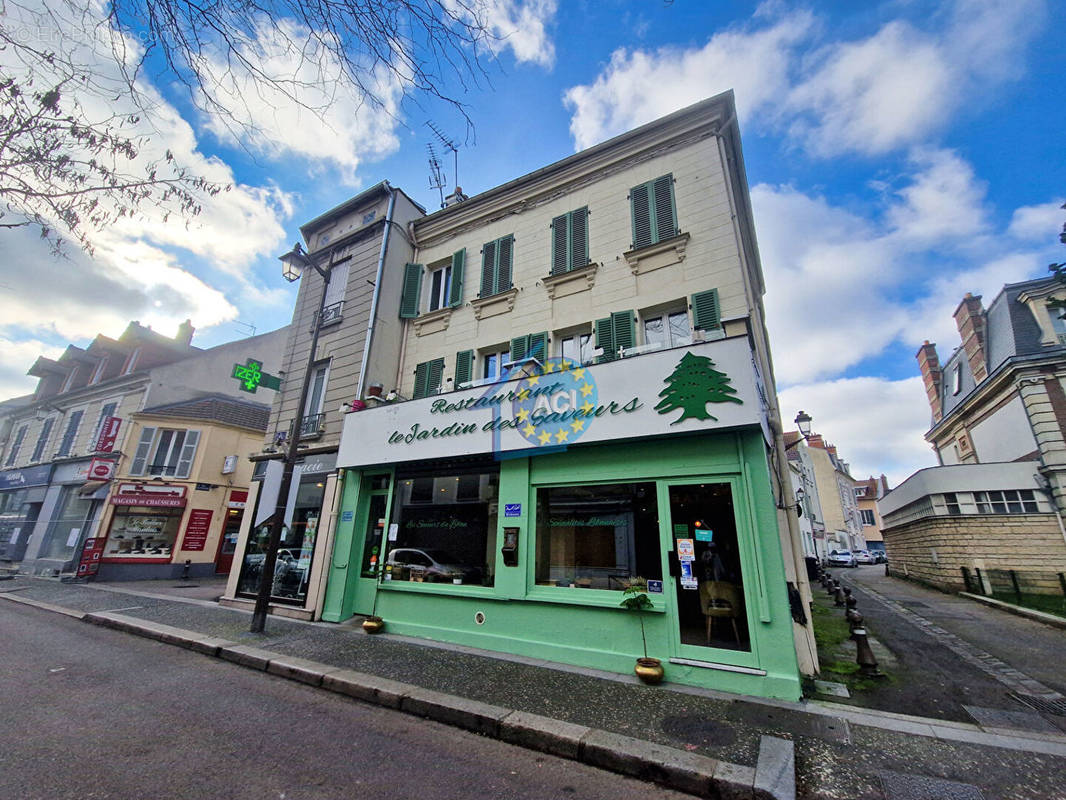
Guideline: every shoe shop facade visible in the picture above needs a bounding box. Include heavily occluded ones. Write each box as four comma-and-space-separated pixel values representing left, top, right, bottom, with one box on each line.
322, 337, 803, 700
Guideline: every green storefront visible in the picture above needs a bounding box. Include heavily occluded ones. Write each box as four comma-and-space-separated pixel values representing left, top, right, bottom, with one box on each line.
322, 337, 802, 700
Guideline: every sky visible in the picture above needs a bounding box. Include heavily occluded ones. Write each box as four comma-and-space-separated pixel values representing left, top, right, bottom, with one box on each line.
1, 0, 1063, 487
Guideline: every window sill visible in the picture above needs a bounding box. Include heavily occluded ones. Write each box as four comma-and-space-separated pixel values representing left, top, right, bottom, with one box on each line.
471, 287, 518, 320
412, 307, 453, 337
525, 585, 668, 612
378, 578, 499, 597
623, 232, 690, 276
542, 263, 599, 299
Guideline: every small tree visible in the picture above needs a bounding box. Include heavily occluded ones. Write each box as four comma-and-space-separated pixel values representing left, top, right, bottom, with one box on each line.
620, 578, 654, 659
655, 351, 743, 425
1046, 202, 1066, 319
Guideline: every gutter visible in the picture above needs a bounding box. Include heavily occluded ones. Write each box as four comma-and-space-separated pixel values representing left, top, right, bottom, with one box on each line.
356, 183, 398, 399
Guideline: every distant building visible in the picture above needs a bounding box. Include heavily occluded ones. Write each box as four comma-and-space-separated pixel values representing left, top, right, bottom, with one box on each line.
805, 433, 864, 552
882, 277, 1066, 590
855, 475, 890, 557
785, 432, 828, 561
0, 322, 287, 577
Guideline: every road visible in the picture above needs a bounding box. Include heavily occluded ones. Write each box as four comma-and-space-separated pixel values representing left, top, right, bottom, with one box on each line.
0, 602, 692, 800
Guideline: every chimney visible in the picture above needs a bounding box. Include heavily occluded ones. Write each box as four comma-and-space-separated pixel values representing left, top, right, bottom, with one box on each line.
916, 340, 943, 423
953, 293, 988, 384
806, 433, 825, 449
175, 319, 195, 346
444, 186, 468, 207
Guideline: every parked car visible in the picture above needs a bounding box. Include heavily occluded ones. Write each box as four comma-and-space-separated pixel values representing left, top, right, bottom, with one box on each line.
866, 546, 887, 563
827, 549, 857, 568
852, 549, 876, 565
386, 547, 482, 583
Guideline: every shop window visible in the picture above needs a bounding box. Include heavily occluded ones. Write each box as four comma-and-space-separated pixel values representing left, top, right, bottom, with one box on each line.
236, 475, 325, 604
129, 427, 201, 478
385, 465, 499, 586
39, 487, 97, 561
105, 507, 183, 558
535, 482, 661, 590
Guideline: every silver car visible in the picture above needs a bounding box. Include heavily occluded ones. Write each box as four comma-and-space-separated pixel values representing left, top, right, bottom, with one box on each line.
827, 549, 857, 568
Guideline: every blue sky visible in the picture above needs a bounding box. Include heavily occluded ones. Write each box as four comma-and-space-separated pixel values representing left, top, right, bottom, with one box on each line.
1, 0, 1064, 485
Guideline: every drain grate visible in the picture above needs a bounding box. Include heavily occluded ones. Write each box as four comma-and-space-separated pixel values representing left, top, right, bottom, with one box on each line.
1009, 692, 1066, 716
879, 770, 985, 800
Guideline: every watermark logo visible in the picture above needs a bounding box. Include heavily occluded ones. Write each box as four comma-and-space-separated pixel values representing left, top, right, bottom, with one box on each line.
512, 358, 598, 447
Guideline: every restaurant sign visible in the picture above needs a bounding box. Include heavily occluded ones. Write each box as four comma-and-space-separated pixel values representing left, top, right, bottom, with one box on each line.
339, 337, 765, 468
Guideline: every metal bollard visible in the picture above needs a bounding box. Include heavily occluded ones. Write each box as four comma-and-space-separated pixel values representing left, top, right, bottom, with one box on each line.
181, 559, 191, 581
852, 626, 886, 678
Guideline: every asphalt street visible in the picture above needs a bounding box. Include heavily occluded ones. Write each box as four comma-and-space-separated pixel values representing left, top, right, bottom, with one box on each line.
0, 602, 693, 800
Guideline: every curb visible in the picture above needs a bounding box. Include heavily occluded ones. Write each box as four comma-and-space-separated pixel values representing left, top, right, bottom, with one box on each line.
19, 600, 794, 800
959, 592, 1066, 630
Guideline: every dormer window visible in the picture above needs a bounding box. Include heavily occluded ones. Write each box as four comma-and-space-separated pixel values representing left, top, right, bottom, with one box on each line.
60, 368, 78, 393
951, 364, 962, 395
1047, 303, 1066, 344
89, 357, 108, 385
122, 347, 141, 375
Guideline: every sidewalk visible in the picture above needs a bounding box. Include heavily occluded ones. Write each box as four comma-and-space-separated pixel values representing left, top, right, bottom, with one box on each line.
2, 575, 1065, 800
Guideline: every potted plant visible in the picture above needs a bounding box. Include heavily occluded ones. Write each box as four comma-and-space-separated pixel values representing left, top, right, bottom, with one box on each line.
620, 577, 663, 684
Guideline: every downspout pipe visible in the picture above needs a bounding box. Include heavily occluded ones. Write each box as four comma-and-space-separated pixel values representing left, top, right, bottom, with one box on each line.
356, 182, 397, 399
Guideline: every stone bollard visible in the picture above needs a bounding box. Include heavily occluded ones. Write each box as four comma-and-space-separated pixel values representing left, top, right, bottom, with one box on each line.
852, 626, 886, 678
827, 578, 838, 597
845, 607, 863, 632
834, 584, 846, 607
845, 590, 857, 612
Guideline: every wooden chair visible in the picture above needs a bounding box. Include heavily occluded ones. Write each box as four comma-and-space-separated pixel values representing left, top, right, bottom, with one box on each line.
699, 580, 741, 644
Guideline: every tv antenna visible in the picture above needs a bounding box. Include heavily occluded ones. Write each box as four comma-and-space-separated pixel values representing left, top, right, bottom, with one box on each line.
233, 320, 256, 338
426, 120, 459, 194
427, 142, 446, 209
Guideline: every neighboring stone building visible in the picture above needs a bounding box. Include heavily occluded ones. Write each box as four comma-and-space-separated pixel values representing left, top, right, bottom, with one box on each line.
0, 322, 287, 577
319, 93, 817, 700
882, 277, 1066, 590
223, 181, 426, 621
805, 433, 864, 552
855, 475, 890, 558
785, 431, 828, 561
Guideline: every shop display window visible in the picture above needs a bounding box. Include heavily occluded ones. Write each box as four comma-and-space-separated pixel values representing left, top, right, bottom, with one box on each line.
41, 487, 99, 561
105, 507, 183, 558
535, 482, 661, 589
236, 476, 325, 604
384, 465, 498, 586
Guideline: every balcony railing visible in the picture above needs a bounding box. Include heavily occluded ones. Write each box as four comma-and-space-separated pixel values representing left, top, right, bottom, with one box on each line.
317, 301, 343, 328
274, 413, 327, 447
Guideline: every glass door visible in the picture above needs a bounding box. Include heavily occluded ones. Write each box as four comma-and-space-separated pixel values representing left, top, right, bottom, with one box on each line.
667, 482, 752, 657
351, 475, 391, 615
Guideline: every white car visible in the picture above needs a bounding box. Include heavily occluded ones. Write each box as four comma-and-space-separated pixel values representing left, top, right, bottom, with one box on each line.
827, 549, 857, 568
852, 550, 876, 565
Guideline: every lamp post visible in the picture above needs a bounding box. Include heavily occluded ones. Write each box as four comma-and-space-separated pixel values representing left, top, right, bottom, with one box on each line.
784, 410, 813, 450
250, 243, 334, 633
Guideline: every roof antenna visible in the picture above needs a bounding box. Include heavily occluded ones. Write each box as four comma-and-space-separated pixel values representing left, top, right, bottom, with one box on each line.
427, 142, 446, 209
233, 321, 256, 338
426, 120, 460, 196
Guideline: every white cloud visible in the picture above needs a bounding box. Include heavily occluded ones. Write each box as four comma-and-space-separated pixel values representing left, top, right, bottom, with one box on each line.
1008, 201, 1066, 242
563, 11, 815, 150
564, 0, 1045, 157
478, 0, 558, 67
778, 377, 935, 487
0, 337, 65, 400
885, 149, 988, 245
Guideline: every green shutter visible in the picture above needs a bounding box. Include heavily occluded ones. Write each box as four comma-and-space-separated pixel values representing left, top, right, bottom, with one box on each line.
611, 310, 635, 355
528, 332, 548, 362
631, 183, 652, 250
455, 350, 474, 386
510, 335, 529, 362
399, 263, 423, 318
497, 235, 513, 293
427, 358, 445, 395
413, 362, 429, 399
480, 240, 497, 297
595, 317, 615, 362
652, 174, 677, 241
449, 249, 465, 307
551, 214, 568, 275
691, 289, 721, 330
570, 207, 589, 270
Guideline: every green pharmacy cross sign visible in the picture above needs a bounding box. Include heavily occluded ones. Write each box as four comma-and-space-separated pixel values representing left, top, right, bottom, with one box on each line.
232, 359, 282, 394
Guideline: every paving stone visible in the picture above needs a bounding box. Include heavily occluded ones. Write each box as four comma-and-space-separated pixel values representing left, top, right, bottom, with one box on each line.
265, 654, 335, 686
499, 710, 591, 759
963, 705, 1062, 734
401, 686, 511, 737
578, 729, 723, 797
219, 644, 275, 670
321, 669, 414, 709
878, 770, 985, 800
753, 736, 794, 800
812, 680, 850, 698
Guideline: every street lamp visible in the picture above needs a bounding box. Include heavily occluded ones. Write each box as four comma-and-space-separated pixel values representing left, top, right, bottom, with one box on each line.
794, 410, 813, 439
249, 242, 335, 633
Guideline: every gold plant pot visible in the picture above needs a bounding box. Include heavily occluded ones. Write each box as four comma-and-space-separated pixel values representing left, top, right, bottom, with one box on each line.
634, 657, 664, 684
362, 616, 385, 634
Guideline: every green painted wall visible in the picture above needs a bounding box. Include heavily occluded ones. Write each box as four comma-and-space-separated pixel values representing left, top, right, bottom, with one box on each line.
322, 429, 802, 700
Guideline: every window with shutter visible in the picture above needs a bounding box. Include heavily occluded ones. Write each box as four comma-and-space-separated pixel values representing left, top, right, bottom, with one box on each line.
30, 418, 55, 462
175, 430, 200, 479
510, 335, 528, 362
691, 289, 721, 330
528, 332, 549, 361
455, 350, 474, 387
480, 235, 514, 297
630, 174, 677, 249
413, 359, 445, 398
57, 410, 84, 456
5, 425, 27, 467
595, 317, 615, 362
550, 208, 589, 275
413, 362, 430, 399
611, 311, 635, 355
449, 249, 465, 307
130, 426, 156, 475
399, 263, 423, 318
